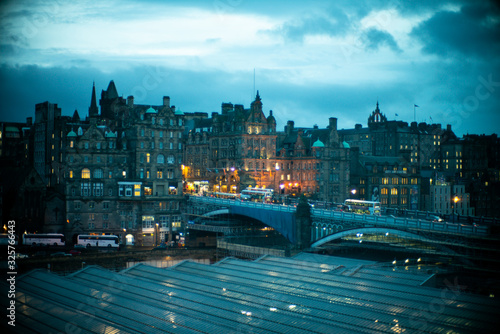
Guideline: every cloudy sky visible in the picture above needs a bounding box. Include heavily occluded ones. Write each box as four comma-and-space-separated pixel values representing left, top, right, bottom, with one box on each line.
1, 0, 499, 136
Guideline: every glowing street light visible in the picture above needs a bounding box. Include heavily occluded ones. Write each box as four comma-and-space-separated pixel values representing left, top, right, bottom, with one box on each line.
453, 195, 460, 223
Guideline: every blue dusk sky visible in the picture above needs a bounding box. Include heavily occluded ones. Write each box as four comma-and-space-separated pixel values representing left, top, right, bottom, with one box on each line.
0, 0, 499, 136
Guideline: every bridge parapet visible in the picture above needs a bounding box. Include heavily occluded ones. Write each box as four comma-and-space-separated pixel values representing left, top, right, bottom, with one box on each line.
310, 208, 490, 236
188, 195, 296, 213
187, 196, 492, 241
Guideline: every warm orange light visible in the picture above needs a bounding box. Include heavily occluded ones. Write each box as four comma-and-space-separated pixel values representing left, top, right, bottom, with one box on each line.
453, 196, 460, 203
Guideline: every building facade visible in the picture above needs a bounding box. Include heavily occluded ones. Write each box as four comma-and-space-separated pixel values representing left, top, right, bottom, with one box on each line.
64, 82, 186, 246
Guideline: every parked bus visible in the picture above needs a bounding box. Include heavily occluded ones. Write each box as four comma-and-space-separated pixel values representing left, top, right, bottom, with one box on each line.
77, 234, 120, 248
343, 199, 381, 215
23, 233, 66, 247
241, 189, 273, 203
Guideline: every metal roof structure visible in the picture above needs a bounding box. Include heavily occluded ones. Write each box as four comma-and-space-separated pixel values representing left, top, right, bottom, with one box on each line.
4, 254, 500, 333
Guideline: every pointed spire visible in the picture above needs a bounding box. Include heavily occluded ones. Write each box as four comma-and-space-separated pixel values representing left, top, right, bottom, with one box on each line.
72, 109, 80, 122
89, 81, 98, 117
106, 80, 118, 99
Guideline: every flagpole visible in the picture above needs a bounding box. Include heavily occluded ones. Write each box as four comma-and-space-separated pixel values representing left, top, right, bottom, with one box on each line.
414, 104, 415, 122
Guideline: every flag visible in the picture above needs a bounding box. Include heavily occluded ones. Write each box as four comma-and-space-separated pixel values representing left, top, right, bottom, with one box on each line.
414, 104, 419, 108
395, 113, 399, 117
430, 116, 433, 122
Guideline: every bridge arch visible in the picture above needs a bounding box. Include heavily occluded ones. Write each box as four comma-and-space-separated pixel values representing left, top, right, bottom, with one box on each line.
311, 227, 437, 248
199, 209, 229, 219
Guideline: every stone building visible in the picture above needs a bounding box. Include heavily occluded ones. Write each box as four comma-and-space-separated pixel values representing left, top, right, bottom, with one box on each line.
350, 148, 420, 210
184, 94, 350, 203
34, 101, 69, 188
184, 92, 277, 194
339, 102, 445, 169
275, 118, 350, 203
64, 81, 186, 246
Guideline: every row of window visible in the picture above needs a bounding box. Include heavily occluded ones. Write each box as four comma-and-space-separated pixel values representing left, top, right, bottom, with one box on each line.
139, 153, 175, 164
140, 129, 182, 138
139, 116, 183, 126
73, 182, 179, 197
117, 202, 179, 215
139, 142, 181, 150
70, 141, 117, 149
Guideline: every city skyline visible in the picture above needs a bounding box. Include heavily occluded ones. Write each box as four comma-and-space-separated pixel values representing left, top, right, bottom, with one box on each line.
1, 0, 499, 136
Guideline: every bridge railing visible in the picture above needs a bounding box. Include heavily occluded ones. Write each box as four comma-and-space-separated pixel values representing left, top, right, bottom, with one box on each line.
311, 208, 489, 236
188, 196, 490, 236
189, 196, 296, 213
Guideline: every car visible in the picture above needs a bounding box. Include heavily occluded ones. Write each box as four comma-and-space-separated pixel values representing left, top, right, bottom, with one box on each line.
68, 249, 82, 256
73, 244, 86, 250
16, 253, 29, 259
429, 215, 444, 222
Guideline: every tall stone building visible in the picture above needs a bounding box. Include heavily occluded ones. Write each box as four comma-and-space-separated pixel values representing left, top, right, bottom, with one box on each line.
64, 81, 186, 246
34, 101, 68, 187
184, 92, 277, 194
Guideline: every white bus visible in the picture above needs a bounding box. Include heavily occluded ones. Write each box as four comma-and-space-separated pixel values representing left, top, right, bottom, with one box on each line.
77, 235, 120, 248
23, 233, 66, 247
241, 189, 274, 203
343, 199, 381, 215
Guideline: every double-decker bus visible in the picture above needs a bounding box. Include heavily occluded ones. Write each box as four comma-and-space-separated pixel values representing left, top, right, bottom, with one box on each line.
77, 235, 120, 248
241, 189, 273, 203
343, 199, 381, 215
22, 233, 66, 247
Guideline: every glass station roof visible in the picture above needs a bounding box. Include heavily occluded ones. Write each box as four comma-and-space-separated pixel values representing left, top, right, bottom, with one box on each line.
5, 253, 500, 333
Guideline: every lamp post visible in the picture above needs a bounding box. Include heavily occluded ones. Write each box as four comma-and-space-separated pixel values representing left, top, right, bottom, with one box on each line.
122, 228, 126, 246
155, 223, 159, 246
274, 164, 280, 196
453, 196, 460, 223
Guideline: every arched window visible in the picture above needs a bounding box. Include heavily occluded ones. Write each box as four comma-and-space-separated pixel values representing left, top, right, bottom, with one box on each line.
81, 168, 91, 179
157, 154, 165, 164
93, 168, 104, 178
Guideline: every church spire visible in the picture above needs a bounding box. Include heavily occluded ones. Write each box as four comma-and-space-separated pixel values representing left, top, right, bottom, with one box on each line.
89, 81, 98, 117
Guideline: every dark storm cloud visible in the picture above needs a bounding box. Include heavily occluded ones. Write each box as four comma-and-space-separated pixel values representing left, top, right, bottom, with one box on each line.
268, 5, 351, 42
362, 28, 401, 53
411, 1, 500, 59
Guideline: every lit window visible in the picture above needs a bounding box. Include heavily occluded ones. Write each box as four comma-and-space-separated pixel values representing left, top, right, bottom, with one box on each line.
69, 170, 73, 178
147, 153, 150, 163
82, 168, 91, 179
134, 184, 141, 196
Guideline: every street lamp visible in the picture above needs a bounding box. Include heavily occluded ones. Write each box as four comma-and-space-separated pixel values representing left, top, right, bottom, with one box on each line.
351, 188, 357, 198
274, 164, 280, 196
453, 196, 460, 223
155, 223, 159, 246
